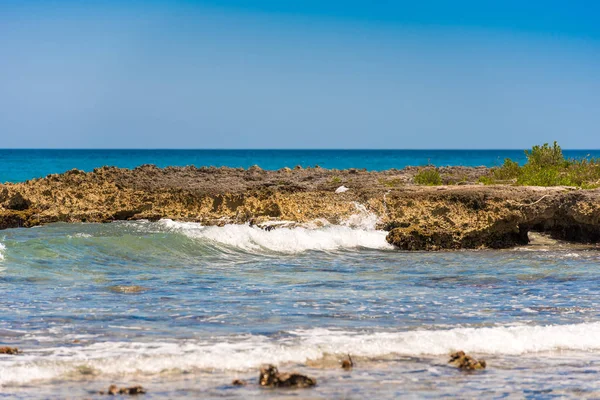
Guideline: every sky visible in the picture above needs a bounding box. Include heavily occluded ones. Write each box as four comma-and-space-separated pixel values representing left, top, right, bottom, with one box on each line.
0, 0, 599, 149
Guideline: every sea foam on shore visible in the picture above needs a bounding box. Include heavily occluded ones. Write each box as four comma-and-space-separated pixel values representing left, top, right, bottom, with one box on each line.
2, 322, 600, 385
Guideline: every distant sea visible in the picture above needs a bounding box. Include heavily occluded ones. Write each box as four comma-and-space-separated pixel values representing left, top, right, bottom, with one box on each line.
2, 149, 600, 183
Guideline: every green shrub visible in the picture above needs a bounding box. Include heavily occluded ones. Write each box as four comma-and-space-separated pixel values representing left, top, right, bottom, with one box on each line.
480, 142, 600, 188
525, 141, 568, 168
414, 169, 442, 186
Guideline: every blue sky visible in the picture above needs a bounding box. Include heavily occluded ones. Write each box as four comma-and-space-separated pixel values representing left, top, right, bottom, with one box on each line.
1, 0, 599, 148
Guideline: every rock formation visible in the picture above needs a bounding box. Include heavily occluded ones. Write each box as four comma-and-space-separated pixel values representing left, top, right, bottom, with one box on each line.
1, 166, 599, 250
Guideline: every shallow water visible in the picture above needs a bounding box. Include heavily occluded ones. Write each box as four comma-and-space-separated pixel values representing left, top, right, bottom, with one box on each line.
1, 220, 600, 398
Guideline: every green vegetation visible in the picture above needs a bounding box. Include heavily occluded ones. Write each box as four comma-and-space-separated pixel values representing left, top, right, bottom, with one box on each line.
378, 177, 404, 187
414, 168, 442, 186
479, 141, 600, 188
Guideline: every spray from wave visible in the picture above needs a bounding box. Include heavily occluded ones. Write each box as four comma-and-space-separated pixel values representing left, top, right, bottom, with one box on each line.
3, 322, 600, 385
0, 241, 5, 261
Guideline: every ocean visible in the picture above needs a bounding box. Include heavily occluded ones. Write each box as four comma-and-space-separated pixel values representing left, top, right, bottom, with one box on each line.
1, 150, 600, 398
2, 149, 600, 183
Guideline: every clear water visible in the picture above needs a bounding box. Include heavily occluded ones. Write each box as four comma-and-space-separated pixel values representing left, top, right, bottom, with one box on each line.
3, 149, 600, 182
1, 219, 600, 398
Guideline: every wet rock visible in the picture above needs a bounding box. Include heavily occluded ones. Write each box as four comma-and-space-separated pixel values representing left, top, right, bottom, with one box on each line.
232, 379, 247, 386
5, 192, 30, 211
0, 346, 21, 355
449, 351, 486, 370
341, 354, 354, 370
99, 384, 146, 395
259, 364, 316, 388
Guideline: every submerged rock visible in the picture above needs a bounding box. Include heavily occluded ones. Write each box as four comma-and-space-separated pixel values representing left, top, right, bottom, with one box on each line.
259, 364, 316, 388
108, 285, 148, 294
449, 351, 486, 370
99, 384, 146, 395
232, 379, 247, 386
0, 346, 21, 355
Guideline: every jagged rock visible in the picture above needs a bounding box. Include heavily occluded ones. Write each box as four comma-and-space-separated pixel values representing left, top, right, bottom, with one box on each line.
449, 351, 486, 370
0, 346, 21, 355
5, 192, 30, 211
99, 384, 146, 395
341, 354, 354, 370
259, 364, 316, 388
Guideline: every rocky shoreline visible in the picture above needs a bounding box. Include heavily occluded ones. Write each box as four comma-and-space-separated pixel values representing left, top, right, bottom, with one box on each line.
1, 165, 599, 250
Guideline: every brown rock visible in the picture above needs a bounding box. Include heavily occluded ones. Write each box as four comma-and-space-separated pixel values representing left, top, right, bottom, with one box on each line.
232, 379, 247, 386
341, 354, 354, 370
2, 166, 600, 251
449, 351, 486, 370
0, 346, 21, 355
259, 364, 316, 388
100, 384, 146, 395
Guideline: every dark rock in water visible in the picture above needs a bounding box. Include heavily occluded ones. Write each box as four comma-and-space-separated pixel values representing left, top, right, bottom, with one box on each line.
232, 379, 247, 386
5, 192, 30, 211
341, 354, 354, 370
449, 351, 486, 370
99, 384, 146, 395
259, 364, 316, 388
0, 346, 21, 355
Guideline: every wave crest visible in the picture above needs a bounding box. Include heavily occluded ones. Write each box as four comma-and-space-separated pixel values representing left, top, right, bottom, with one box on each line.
158, 219, 393, 253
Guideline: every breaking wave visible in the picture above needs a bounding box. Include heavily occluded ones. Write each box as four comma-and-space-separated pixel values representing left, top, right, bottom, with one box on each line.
3, 322, 600, 385
158, 218, 393, 253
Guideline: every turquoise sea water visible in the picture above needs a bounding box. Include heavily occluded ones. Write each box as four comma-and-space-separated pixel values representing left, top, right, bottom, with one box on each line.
2, 149, 600, 182
1, 150, 600, 398
1, 220, 600, 398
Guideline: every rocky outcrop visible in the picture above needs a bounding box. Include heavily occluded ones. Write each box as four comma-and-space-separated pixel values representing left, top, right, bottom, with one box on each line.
384, 187, 600, 250
1, 166, 600, 250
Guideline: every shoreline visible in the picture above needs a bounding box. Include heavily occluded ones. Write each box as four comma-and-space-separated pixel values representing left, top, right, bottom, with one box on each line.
1, 165, 599, 250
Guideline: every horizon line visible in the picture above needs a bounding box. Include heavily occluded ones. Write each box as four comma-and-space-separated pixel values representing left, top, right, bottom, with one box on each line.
2, 148, 600, 151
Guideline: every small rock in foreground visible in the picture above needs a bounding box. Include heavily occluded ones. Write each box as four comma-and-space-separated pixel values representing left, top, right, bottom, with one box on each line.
99, 385, 146, 395
259, 365, 316, 388
449, 351, 486, 370
0, 346, 21, 355
341, 354, 354, 370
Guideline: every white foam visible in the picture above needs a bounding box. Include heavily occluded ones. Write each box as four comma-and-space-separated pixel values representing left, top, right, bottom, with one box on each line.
158, 218, 392, 253
3, 322, 600, 385
0, 242, 5, 261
